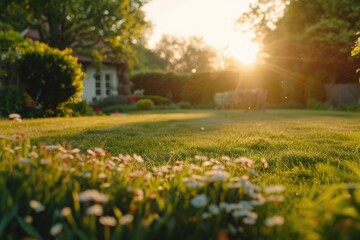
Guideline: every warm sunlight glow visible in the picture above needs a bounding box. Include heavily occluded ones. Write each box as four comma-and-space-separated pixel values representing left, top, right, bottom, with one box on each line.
145, 0, 262, 67
227, 36, 260, 65
145, 0, 254, 50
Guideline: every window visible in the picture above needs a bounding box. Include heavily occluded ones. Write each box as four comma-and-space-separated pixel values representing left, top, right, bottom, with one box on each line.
94, 73, 113, 98
95, 75, 101, 96
105, 74, 111, 96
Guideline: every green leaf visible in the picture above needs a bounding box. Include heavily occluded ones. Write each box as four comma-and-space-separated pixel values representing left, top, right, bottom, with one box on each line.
73, 228, 89, 240
0, 205, 18, 235
16, 217, 43, 240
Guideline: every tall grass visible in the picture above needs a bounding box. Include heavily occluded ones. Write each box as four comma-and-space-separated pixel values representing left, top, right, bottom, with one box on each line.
0, 135, 285, 239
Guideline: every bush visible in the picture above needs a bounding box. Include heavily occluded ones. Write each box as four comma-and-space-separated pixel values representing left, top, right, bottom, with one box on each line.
177, 101, 192, 109
139, 95, 169, 105
130, 71, 188, 102
101, 104, 137, 113
154, 104, 180, 110
306, 99, 331, 110
277, 100, 305, 109
0, 31, 27, 116
67, 100, 95, 116
0, 30, 25, 51
335, 104, 360, 112
196, 102, 216, 109
131, 70, 242, 106
0, 84, 24, 117
16, 41, 84, 116
91, 96, 131, 108
136, 99, 154, 110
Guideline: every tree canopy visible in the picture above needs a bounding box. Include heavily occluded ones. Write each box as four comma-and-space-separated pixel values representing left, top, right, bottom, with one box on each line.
352, 33, 360, 76
0, 0, 150, 64
238, 0, 360, 103
154, 35, 218, 73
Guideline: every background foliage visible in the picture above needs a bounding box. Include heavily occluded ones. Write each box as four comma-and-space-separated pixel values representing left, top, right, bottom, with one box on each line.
238, 0, 360, 105
0, 0, 150, 66
16, 41, 84, 116
0, 31, 84, 117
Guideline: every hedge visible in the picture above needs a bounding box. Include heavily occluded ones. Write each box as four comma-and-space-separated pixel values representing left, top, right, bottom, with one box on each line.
16, 41, 84, 116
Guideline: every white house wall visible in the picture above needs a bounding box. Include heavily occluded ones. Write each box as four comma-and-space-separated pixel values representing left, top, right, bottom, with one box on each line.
82, 65, 119, 103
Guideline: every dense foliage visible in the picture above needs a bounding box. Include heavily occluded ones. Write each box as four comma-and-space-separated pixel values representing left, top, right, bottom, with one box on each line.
0, 31, 84, 117
238, 0, 360, 104
131, 71, 188, 103
154, 35, 218, 72
131, 70, 282, 106
0, 30, 26, 51
0, 0, 149, 65
352, 33, 360, 75
16, 41, 84, 116
136, 99, 154, 110
133, 44, 168, 71
0, 31, 27, 116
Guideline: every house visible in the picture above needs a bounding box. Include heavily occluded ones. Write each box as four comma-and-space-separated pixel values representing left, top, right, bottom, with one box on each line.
22, 29, 130, 103
75, 54, 130, 103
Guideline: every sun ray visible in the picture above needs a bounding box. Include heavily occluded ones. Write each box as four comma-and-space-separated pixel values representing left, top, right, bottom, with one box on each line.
261, 60, 325, 97
229, 40, 260, 65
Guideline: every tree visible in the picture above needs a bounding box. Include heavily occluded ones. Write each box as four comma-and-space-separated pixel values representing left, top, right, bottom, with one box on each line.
352, 33, 360, 79
154, 35, 186, 71
180, 36, 218, 73
132, 44, 168, 71
0, 0, 149, 64
238, 0, 360, 103
154, 35, 218, 73
237, 0, 288, 41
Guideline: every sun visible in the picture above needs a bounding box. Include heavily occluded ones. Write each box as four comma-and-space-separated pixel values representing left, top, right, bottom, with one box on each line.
227, 35, 260, 65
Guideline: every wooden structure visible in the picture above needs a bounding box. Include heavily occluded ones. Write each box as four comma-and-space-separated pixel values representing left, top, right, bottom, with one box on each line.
214, 89, 268, 109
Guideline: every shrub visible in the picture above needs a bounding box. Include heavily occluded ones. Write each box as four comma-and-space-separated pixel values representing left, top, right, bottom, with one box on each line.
177, 101, 192, 109
91, 96, 131, 108
0, 84, 24, 117
131, 70, 242, 106
130, 71, 188, 102
16, 41, 84, 116
306, 99, 331, 110
154, 104, 180, 110
335, 104, 360, 112
101, 104, 137, 113
136, 99, 154, 110
67, 100, 95, 116
196, 102, 216, 109
0, 30, 25, 51
0, 31, 27, 116
277, 100, 305, 109
139, 95, 169, 105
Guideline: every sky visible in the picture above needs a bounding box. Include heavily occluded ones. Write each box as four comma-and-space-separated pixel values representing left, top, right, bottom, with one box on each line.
144, 0, 259, 63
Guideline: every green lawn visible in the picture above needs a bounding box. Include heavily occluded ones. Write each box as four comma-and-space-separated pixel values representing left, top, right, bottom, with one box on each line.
1, 110, 359, 165
1, 109, 360, 239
